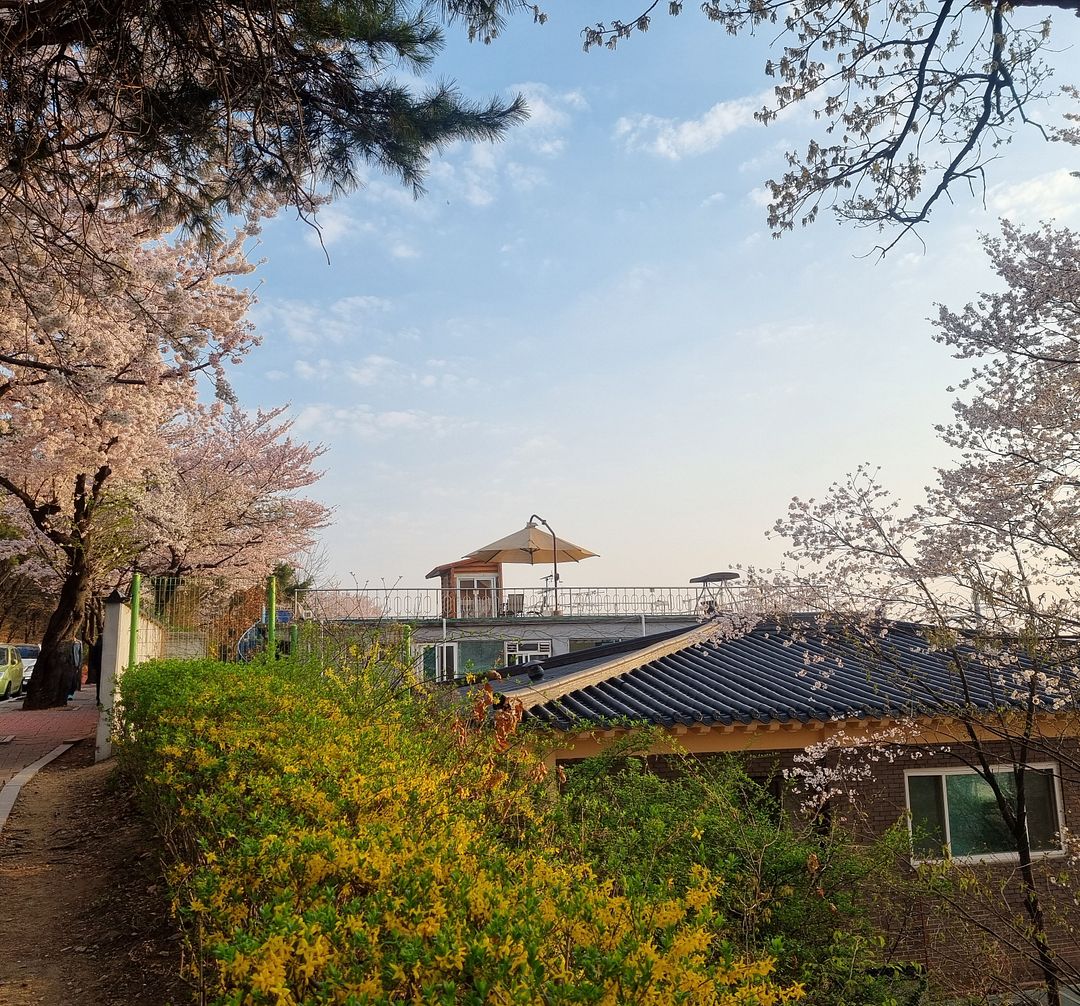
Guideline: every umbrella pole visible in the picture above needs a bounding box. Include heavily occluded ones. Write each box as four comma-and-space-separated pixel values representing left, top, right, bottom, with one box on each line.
530, 514, 559, 614
553, 548, 559, 614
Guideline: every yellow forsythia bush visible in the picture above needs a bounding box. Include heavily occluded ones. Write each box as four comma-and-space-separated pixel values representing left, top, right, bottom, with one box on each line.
117, 657, 804, 1006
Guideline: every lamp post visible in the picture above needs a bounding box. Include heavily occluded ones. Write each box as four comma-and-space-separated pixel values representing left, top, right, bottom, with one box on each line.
528, 513, 560, 614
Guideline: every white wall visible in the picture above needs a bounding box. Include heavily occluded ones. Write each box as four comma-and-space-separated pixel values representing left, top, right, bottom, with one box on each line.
95, 601, 191, 762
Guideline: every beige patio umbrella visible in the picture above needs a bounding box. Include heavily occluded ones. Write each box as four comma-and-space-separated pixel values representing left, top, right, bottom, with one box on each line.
464, 515, 598, 613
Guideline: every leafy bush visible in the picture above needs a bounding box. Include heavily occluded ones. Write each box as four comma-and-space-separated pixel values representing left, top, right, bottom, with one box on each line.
117, 658, 804, 1005
553, 747, 918, 1006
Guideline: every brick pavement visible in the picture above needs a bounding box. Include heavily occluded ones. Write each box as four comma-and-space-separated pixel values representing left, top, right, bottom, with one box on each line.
0, 687, 99, 787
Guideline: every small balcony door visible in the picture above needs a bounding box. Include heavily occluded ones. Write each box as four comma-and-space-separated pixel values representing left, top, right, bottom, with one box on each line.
455, 575, 497, 618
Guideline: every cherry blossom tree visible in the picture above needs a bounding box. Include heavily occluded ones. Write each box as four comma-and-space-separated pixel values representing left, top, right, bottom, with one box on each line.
0, 206, 261, 708
771, 219, 1080, 1004
586, 1, 1080, 247
135, 406, 330, 578
0, 199, 259, 399
0, 525, 53, 644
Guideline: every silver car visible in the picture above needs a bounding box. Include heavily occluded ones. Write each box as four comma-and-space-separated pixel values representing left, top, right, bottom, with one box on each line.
14, 643, 39, 691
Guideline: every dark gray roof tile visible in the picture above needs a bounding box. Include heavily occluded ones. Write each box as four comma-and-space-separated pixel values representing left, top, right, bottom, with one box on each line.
515, 617, 1079, 730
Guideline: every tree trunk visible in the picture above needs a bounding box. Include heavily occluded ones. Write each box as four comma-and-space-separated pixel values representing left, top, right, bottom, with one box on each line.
1016, 818, 1063, 1006
22, 550, 90, 710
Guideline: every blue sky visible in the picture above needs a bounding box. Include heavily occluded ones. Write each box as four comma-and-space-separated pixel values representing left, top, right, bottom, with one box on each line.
227, 5, 1080, 589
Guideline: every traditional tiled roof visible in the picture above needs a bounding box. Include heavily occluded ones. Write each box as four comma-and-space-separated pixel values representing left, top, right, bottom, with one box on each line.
489, 616, 1074, 730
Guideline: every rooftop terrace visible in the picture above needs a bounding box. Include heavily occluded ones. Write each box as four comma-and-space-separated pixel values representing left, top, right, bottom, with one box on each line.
293, 582, 825, 623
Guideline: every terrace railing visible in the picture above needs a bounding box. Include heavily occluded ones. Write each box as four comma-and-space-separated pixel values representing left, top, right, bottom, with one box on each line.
293, 584, 826, 623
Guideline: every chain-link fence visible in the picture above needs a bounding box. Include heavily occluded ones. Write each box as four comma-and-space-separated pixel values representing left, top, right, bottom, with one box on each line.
131, 574, 273, 663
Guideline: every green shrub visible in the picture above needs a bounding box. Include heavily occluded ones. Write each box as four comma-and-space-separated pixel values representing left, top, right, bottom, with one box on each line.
553, 747, 918, 1006
117, 659, 804, 1005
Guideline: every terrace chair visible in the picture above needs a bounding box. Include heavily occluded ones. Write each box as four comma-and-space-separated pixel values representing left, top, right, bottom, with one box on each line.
501, 593, 525, 617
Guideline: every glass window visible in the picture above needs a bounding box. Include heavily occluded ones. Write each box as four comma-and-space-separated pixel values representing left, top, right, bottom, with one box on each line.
946, 773, 1015, 857
1025, 769, 1060, 852
568, 638, 622, 653
420, 643, 457, 684
908, 774, 947, 858
505, 640, 552, 666
906, 766, 1062, 860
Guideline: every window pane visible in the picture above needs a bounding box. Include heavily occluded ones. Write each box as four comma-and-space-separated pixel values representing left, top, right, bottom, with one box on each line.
946, 773, 1015, 856
909, 775, 947, 858
441, 644, 456, 681
1023, 769, 1059, 852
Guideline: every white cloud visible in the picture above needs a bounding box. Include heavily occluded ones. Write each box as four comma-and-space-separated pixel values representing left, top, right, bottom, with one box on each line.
510, 434, 561, 462
988, 169, 1080, 223
295, 357, 395, 384
360, 176, 435, 213
293, 359, 324, 380
416, 371, 478, 392
426, 84, 586, 208
516, 83, 588, 142
292, 196, 428, 263
701, 192, 726, 208
737, 321, 824, 347
507, 162, 548, 192
737, 139, 791, 174
531, 138, 566, 157
292, 351, 476, 392
348, 355, 398, 386
293, 403, 469, 440
460, 146, 499, 207
303, 204, 373, 249
747, 186, 771, 208
255, 295, 392, 346
615, 92, 767, 160
896, 251, 926, 271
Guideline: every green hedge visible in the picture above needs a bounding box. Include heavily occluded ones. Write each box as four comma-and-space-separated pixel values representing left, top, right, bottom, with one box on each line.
117, 658, 803, 1006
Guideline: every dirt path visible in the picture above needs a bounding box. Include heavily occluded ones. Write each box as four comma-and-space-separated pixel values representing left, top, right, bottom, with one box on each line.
0, 743, 190, 1006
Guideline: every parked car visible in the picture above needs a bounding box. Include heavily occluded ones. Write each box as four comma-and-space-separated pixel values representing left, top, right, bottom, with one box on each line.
0, 644, 24, 699
14, 644, 39, 690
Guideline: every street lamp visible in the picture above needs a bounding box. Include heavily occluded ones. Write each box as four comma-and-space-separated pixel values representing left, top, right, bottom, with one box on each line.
528, 513, 560, 614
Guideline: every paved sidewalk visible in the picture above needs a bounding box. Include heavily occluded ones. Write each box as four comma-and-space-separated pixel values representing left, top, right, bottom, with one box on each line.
0, 688, 99, 787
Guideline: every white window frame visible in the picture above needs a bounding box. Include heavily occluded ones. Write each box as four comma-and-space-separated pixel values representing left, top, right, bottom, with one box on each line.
904, 762, 1066, 865
416, 641, 459, 684
505, 640, 552, 666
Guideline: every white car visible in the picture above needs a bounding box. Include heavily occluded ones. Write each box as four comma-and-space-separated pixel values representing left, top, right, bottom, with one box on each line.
14, 644, 39, 689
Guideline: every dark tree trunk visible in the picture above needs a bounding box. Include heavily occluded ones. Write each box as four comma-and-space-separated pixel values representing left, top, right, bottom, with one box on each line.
1014, 768, 1063, 1006
22, 549, 90, 710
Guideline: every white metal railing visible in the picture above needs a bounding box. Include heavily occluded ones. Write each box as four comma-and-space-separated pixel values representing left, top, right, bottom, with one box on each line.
293, 584, 825, 622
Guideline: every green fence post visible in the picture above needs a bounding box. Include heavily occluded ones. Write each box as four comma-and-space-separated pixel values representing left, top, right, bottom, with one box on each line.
128, 573, 141, 670
266, 575, 277, 660
290, 622, 299, 659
